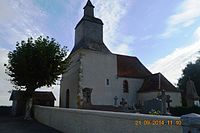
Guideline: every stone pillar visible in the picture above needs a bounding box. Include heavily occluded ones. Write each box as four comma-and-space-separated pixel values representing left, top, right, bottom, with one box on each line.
181, 113, 200, 133
186, 79, 200, 107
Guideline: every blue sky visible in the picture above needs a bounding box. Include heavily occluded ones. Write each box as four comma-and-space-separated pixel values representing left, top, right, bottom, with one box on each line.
1, 0, 200, 105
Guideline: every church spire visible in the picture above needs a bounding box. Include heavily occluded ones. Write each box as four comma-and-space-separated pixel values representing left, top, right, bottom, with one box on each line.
83, 0, 94, 17
71, 0, 111, 54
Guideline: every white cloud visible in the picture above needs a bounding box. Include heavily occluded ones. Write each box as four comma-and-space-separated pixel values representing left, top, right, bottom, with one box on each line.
0, 0, 46, 48
0, 49, 13, 105
113, 43, 130, 55
0, 1, 14, 21
154, 0, 200, 84
94, 0, 134, 55
194, 26, 200, 38
95, 0, 126, 44
112, 35, 135, 55
149, 27, 200, 84
169, 0, 200, 26
162, 0, 200, 37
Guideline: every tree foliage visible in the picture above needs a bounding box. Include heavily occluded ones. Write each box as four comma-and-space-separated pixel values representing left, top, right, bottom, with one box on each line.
177, 58, 200, 98
6, 36, 68, 97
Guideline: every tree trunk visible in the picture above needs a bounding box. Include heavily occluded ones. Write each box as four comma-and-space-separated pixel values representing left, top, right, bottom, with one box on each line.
24, 97, 33, 120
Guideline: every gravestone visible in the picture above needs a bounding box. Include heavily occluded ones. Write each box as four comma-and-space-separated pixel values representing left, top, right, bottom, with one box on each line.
166, 95, 172, 112
157, 90, 168, 114
114, 96, 118, 107
120, 98, 128, 111
143, 98, 162, 114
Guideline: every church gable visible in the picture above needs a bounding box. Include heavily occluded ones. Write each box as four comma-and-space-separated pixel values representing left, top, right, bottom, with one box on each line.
138, 73, 179, 93
117, 54, 152, 78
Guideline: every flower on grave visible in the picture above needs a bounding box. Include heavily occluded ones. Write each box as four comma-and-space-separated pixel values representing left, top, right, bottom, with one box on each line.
148, 109, 161, 115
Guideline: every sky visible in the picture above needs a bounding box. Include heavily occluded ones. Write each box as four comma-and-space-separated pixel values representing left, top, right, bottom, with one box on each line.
0, 0, 200, 105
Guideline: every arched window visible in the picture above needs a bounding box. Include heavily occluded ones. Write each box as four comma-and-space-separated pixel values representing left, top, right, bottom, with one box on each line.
106, 79, 109, 86
123, 80, 129, 93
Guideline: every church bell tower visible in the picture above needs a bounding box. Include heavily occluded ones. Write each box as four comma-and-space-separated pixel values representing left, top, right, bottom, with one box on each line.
71, 0, 111, 54
84, 0, 94, 17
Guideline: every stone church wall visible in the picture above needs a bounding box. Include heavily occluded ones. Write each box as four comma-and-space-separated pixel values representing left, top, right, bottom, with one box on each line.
34, 105, 183, 133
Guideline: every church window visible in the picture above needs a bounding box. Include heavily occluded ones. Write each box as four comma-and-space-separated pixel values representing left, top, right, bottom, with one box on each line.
123, 80, 129, 93
106, 79, 109, 86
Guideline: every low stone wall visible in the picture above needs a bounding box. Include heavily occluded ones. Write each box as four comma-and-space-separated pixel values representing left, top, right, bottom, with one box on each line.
34, 106, 183, 133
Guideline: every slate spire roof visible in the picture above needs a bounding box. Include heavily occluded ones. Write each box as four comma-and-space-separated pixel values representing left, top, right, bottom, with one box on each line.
84, 0, 94, 9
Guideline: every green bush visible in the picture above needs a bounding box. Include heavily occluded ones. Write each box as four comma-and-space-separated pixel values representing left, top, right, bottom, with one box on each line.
170, 106, 200, 116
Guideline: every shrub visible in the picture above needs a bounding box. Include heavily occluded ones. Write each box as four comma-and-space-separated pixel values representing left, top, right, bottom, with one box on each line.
170, 106, 200, 116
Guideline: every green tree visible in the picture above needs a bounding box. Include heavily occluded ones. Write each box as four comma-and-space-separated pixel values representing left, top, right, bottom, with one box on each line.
177, 58, 200, 106
5, 36, 68, 119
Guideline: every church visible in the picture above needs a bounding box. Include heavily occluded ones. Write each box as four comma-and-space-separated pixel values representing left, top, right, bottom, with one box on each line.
60, 0, 182, 109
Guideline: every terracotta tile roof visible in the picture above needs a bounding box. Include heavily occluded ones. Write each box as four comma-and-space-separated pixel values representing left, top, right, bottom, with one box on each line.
117, 54, 152, 78
138, 73, 179, 93
9, 90, 56, 101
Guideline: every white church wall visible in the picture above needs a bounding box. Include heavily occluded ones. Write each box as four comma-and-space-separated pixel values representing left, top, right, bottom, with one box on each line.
80, 50, 116, 105
60, 53, 80, 108
79, 50, 144, 106
137, 92, 160, 105
166, 92, 182, 107
34, 105, 183, 133
137, 91, 182, 107
112, 77, 144, 107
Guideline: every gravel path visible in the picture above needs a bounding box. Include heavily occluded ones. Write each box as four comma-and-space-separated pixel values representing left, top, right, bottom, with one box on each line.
0, 116, 62, 133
